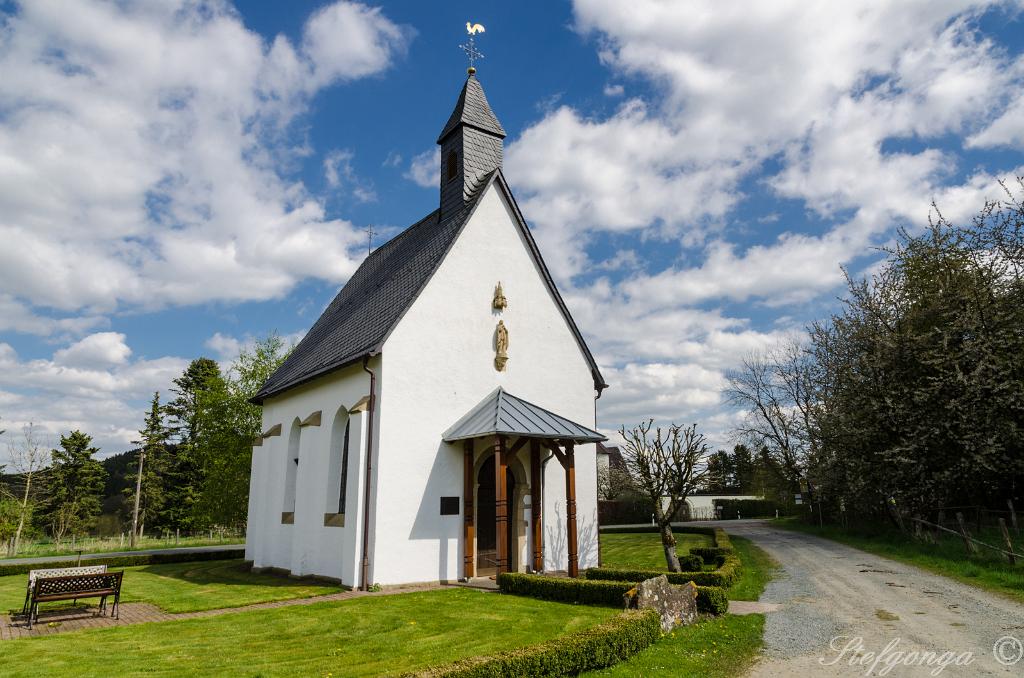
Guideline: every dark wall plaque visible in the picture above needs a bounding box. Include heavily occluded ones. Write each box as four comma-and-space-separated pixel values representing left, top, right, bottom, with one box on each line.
440, 496, 460, 515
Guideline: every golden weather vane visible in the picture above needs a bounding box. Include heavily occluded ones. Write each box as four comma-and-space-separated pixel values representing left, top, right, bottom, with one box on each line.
460, 22, 486, 74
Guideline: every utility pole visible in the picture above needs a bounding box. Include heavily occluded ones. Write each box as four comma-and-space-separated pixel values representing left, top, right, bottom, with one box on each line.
130, 449, 145, 548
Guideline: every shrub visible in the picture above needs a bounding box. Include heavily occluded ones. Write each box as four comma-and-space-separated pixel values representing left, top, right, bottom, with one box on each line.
497, 573, 727, 615
410, 609, 662, 677
695, 586, 729, 615
0, 548, 245, 577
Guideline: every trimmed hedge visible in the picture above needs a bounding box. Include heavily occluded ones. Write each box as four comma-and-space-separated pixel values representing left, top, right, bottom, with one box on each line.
409, 609, 661, 677
714, 498, 793, 518
695, 585, 729, 615
0, 548, 245, 577
496, 572, 727, 615
585, 564, 738, 589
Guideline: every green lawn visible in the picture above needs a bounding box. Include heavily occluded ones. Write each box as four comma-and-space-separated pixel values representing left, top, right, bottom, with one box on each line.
585, 613, 765, 677
1, 588, 616, 678
1, 559, 340, 614
774, 518, 1024, 604
600, 530, 713, 570
586, 527, 775, 677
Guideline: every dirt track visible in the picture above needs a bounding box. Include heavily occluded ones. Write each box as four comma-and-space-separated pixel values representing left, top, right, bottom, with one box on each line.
723, 520, 1024, 677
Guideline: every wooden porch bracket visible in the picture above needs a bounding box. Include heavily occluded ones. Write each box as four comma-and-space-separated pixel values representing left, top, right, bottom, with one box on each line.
463, 440, 475, 580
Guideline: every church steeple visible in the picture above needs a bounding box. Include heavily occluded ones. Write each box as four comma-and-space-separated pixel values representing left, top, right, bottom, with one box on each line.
437, 74, 506, 219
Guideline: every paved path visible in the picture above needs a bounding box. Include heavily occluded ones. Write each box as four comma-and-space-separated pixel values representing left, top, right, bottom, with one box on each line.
1, 582, 441, 640
725, 520, 1024, 677
0, 544, 243, 566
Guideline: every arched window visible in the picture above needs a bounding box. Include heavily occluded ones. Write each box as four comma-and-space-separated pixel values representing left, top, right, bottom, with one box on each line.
282, 418, 301, 519
326, 407, 351, 517
446, 151, 458, 183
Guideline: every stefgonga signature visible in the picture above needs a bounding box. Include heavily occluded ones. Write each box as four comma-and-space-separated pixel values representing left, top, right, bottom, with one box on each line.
818, 636, 975, 676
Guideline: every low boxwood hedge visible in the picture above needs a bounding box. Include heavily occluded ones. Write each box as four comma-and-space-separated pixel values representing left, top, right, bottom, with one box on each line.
496, 572, 728, 615
0, 548, 245, 577
584, 563, 738, 589
409, 609, 661, 677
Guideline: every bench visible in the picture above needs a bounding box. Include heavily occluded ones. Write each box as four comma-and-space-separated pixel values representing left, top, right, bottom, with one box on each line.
27, 571, 123, 629
22, 565, 108, 616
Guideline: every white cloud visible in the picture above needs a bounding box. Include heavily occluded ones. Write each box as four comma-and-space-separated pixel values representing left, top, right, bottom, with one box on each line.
0, 0, 410, 326
0, 339, 189, 459
405, 148, 439, 188
497, 0, 1024, 438
603, 83, 624, 97
53, 332, 132, 368
324, 149, 376, 202
204, 330, 307, 369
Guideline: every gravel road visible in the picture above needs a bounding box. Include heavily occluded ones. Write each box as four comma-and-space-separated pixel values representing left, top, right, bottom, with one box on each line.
724, 520, 1024, 677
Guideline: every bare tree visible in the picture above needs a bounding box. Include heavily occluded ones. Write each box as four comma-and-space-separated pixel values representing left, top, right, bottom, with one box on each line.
724, 341, 819, 485
619, 420, 710, 572
6, 422, 50, 556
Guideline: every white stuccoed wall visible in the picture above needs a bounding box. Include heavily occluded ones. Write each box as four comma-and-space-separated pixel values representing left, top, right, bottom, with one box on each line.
245, 360, 376, 586
375, 182, 600, 585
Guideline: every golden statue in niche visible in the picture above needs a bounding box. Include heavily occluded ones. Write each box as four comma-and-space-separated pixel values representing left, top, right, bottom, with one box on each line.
492, 281, 507, 310
494, 320, 509, 371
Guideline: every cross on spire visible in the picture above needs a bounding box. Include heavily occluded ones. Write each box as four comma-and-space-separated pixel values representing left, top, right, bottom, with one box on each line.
460, 22, 486, 74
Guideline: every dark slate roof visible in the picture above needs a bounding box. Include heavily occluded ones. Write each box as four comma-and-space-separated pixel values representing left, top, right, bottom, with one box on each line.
253, 170, 608, 404
443, 388, 606, 443
252, 190, 486, 403
437, 75, 506, 142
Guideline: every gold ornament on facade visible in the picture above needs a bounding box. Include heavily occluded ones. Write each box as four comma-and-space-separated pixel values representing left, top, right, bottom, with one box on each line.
492, 281, 507, 310
494, 320, 509, 371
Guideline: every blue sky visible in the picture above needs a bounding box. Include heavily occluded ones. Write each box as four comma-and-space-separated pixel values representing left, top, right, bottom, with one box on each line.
1, 0, 1023, 459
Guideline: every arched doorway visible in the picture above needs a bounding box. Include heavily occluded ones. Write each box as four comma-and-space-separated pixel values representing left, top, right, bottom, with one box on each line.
476, 455, 515, 575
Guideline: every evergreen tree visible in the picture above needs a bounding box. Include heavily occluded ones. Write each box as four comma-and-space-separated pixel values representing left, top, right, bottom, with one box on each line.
164, 358, 222, 530
39, 430, 107, 543
127, 392, 170, 544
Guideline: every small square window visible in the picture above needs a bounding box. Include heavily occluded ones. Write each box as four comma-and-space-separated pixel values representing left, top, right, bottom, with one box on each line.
440, 496, 460, 515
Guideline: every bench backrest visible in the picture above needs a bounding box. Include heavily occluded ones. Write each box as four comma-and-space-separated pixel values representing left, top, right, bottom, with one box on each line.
33, 571, 123, 597
28, 565, 107, 589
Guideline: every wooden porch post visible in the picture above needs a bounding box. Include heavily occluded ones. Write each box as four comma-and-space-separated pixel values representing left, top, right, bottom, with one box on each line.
530, 440, 543, 572
564, 442, 578, 578
463, 440, 474, 580
495, 436, 509, 574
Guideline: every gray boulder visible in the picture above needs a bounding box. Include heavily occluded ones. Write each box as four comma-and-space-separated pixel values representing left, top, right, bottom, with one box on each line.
622, 575, 698, 632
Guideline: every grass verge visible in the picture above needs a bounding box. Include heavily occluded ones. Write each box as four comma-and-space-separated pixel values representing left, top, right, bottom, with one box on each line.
3, 535, 244, 561
727, 534, 778, 601
0, 558, 339, 614
583, 612, 765, 677
0, 588, 616, 678
773, 518, 1024, 604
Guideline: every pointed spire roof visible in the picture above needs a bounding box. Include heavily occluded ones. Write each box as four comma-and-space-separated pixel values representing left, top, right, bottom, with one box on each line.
437, 74, 506, 143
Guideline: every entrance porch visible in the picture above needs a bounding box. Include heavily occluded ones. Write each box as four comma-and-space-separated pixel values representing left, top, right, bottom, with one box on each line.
443, 388, 606, 579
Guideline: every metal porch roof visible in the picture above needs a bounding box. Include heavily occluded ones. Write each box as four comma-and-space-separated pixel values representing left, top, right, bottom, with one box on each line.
443, 388, 606, 443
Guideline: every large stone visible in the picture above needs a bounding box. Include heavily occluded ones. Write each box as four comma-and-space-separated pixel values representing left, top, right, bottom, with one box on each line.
622, 575, 698, 632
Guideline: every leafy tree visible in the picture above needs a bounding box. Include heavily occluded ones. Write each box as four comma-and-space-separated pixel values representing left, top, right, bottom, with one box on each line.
596, 462, 635, 501
192, 334, 291, 528
619, 419, 709, 571
39, 430, 107, 543
127, 392, 170, 545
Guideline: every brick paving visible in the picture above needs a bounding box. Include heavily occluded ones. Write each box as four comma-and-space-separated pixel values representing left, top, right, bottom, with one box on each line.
1, 582, 442, 640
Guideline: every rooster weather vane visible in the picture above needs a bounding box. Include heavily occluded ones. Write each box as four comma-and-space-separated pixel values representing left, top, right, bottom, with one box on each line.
460, 22, 486, 74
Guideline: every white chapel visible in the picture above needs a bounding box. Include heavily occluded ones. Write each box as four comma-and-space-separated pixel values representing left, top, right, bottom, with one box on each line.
244, 68, 608, 589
